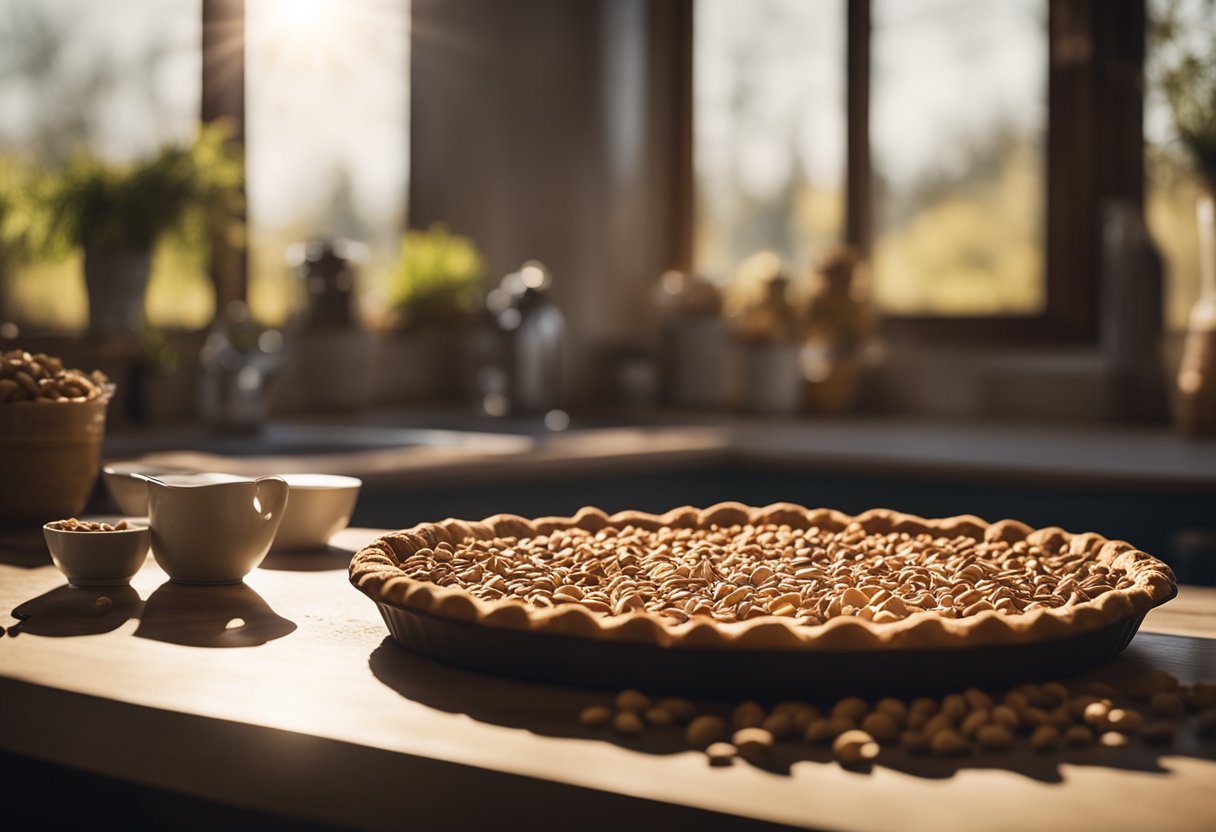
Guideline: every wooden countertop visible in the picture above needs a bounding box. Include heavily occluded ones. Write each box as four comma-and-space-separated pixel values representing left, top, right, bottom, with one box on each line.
2, 529, 1215, 831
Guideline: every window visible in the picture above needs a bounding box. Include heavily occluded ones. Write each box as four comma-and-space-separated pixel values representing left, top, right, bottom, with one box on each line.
246, 0, 410, 326
1145, 0, 1214, 331
693, 0, 846, 280
0, 0, 206, 331
0, 0, 411, 333
692, 0, 1137, 341
870, 0, 1046, 316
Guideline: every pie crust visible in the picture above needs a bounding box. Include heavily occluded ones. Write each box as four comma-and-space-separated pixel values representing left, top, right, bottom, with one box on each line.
349, 503, 1176, 651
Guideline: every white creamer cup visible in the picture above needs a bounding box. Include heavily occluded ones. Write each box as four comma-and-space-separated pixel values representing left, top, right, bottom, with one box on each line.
135, 473, 289, 584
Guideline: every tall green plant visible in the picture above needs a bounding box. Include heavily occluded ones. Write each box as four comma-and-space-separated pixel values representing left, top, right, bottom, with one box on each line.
39, 121, 243, 257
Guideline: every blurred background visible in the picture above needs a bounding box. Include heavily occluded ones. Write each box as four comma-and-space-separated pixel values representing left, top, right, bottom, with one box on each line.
1, 1, 1214, 580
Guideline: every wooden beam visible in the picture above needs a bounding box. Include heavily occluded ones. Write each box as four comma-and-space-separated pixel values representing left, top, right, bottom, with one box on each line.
201, 0, 247, 310
664, 0, 695, 273
846, 0, 871, 258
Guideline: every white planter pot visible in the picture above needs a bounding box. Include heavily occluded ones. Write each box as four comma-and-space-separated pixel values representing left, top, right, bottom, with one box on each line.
664, 317, 730, 409
84, 248, 151, 335
741, 343, 802, 415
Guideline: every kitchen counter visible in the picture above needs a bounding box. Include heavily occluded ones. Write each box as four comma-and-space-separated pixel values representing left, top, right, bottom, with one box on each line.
2, 529, 1215, 832
108, 413, 1216, 492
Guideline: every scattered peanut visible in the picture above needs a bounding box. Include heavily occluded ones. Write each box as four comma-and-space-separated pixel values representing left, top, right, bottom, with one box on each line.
656, 697, 696, 724
1003, 690, 1030, 713
705, 742, 737, 766
612, 710, 644, 736
733, 727, 775, 760
615, 689, 650, 712
940, 694, 968, 721
860, 711, 901, 742
930, 729, 970, 757
686, 715, 729, 748
833, 730, 880, 766
990, 705, 1020, 730
579, 705, 612, 728
1064, 725, 1095, 747
1047, 705, 1074, 730
1083, 700, 1112, 729
1029, 725, 1061, 753
644, 707, 674, 728
963, 688, 993, 710
803, 718, 836, 744
771, 701, 819, 732
874, 697, 908, 723
959, 709, 990, 738
975, 724, 1014, 751
732, 701, 766, 730
760, 710, 797, 740
922, 713, 956, 737
831, 696, 869, 723
899, 730, 931, 754
579, 671, 1216, 770
1069, 694, 1100, 720
1105, 708, 1144, 735
1149, 691, 1185, 719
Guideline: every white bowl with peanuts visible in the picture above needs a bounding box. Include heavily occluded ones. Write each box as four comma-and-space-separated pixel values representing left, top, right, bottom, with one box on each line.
43, 517, 150, 587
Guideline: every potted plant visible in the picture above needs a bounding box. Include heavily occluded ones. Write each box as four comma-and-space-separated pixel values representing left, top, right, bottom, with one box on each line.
39, 123, 242, 335
374, 224, 486, 402
386, 223, 485, 329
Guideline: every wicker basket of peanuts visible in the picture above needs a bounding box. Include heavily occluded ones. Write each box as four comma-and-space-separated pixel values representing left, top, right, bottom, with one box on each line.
0, 349, 114, 526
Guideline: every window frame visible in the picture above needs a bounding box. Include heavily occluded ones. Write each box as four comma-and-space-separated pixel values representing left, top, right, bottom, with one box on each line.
200, 1, 1147, 347
683, 0, 1147, 346
201, 0, 247, 313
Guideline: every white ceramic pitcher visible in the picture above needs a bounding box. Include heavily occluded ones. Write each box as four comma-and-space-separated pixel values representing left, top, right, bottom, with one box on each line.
135, 473, 289, 584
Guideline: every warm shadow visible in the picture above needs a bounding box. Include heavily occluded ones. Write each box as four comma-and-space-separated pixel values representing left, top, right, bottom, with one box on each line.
259, 546, 352, 572
368, 639, 693, 758
134, 580, 296, 648
9, 584, 143, 637
368, 631, 1216, 782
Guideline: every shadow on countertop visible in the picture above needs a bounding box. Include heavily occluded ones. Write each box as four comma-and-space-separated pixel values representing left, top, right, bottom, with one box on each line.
259, 547, 353, 573
10, 585, 143, 636
135, 581, 297, 648
7, 580, 295, 647
368, 632, 1216, 783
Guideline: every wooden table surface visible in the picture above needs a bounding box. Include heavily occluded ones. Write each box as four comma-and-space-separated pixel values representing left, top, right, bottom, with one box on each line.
2, 527, 1215, 832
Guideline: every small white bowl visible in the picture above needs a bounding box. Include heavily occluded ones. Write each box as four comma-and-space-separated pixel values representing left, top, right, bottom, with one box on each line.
272, 474, 362, 551
43, 519, 150, 587
102, 462, 193, 516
